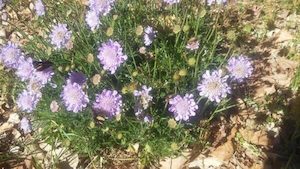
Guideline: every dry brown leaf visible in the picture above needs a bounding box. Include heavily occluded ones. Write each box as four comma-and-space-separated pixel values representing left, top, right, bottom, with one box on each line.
0, 122, 14, 134
240, 128, 270, 146
210, 140, 234, 161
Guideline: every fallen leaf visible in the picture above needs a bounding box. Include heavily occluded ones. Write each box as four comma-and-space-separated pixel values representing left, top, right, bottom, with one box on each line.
240, 128, 270, 146
0, 122, 14, 134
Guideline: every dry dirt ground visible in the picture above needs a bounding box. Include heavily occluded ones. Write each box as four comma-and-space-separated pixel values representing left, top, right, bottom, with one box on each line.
1, 0, 300, 169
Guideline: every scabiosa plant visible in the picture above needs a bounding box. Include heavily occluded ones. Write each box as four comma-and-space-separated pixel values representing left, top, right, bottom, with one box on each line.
19, 117, 32, 134
197, 70, 230, 103
168, 94, 198, 121
163, 0, 180, 5
16, 90, 41, 113
85, 10, 100, 31
61, 80, 89, 113
49, 23, 72, 49
88, 0, 115, 16
143, 26, 157, 46
133, 85, 153, 117
34, 0, 45, 16
93, 89, 122, 118
227, 56, 253, 82
32, 67, 54, 85
0, 42, 22, 69
97, 40, 128, 74
186, 40, 199, 51
15, 57, 35, 81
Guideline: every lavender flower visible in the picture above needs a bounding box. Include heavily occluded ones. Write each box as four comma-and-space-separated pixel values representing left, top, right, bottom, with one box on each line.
143, 115, 153, 123
143, 26, 157, 46
93, 89, 122, 118
0, 0, 4, 10
16, 57, 35, 81
168, 94, 198, 121
85, 10, 100, 31
27, 78, 44, 94
61, 80, 89, 113
19, 117, 32, 134
88, 0, 115, 16
133, 86, 153, 117
207, 0, 227, 5
227, 56, 253, 82
163, 0, 180, 5
197, 70, 230, 103
69, 71, 87, 86
49, 23, 72, 49
97, 40, 128, 74
186, 40, 199, 51
34, 0, 45, 16
32, 67, 54, 85
0, 42, 22, 69
16, 90, 41, 113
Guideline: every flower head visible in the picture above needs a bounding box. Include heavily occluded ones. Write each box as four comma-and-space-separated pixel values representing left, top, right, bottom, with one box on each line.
197, 70, 230, 102
16, 90, 41, 113
97, 40, 127, 74
186, 40, 199, 51
85, 10, 100, 31
32, 67, 54, 85
163, 0, 180, 5
16, 57, 35, 81
34, 0, 45, 16
133, 86, 153, 117
227, 56, 253, 82
143, 26, 157, 46
50, 100, 59, 112
0, 42, 22, 69
88, 0, 115, 16
143, 115, 153, 123
0, 0, 5, 10
49, 23, 72, 49
168, 94, 198, 121
93, 89, 122, 118
61, 80, 89, 113
19, 117, 32, 134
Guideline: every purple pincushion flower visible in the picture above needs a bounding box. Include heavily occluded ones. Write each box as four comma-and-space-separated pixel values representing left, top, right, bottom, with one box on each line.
133, 86, 153, 117
227, 56, 253, 82
163, 0, 180, 5
97, 40, 128, 74
197, 70, 230, 103
19, 117, 32, 134
16, 57, 35, 81
85, 10, 100, 31
34, 0, 45, 16
16, 90, 41, 113
143, 26, 157, 46
61, 80, 89, 113
168, 94, 198, 121
0, 0, 5, 10
0, 42, 22, 69
207, 0, 227, 5
88, 0, 115, 16
32, 67, 54, 85
143, 115, 153, 123
186, 40, 199, 51
69, 71, 87, 86
93, 89, 122, 118
49, 23, 72, 49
